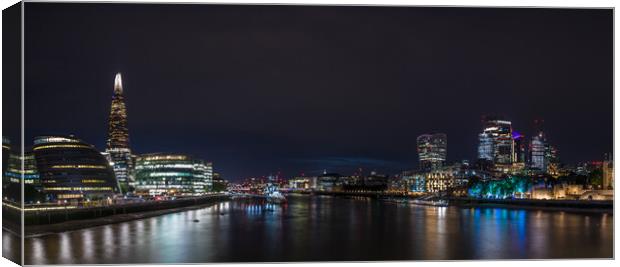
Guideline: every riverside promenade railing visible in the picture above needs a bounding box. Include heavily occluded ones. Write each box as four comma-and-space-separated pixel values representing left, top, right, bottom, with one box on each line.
2, 194, 230, 226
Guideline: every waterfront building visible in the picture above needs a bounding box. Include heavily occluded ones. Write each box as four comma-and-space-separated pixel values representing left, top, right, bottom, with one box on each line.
212, 172, 229, 192
191, 160, 208, 195
32, 135, 119, 200
2, 136, 11, 186
402, 171, 425, 193
530, 132, 547, 171
364, 171, 389, 189
531, 183, 613, 201
424, 165, 469, 193
106, 73, 134, 193
579, 190, 614, 200
416, 133, 447, 171
310, 176, 319, 190
134, 153, 209, 196
387, 175, 407, 193
4, 152, 40, 185
339, 175, 361, 186
289, 177, 311, 190
603, 153, 614, 190
205, 162, 213, 191
318, 171, 343, 191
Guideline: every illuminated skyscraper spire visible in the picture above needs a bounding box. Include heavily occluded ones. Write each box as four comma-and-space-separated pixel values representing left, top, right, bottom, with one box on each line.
106, 73, 133, 193
107, 73, 129, 149
114, 73, 123, 94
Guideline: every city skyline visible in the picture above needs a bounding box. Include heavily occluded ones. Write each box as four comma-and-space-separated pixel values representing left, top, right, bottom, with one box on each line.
1, 3, 614, 264
17, 4, 613, 180
14, 67, 610, 180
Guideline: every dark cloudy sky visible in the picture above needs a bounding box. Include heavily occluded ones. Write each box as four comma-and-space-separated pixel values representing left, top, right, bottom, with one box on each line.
21, 3, 612, 180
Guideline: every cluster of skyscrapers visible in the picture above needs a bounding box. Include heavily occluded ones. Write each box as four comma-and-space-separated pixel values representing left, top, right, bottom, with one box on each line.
416, 116, 559, 175
476, 117, 559, 174
408, 116, 615, 197
233, 115, 613, 198
2, 73, 215, 203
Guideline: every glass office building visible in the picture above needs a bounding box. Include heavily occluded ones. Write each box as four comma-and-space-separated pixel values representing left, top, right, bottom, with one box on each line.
477, 118, 514, 164
32, 135, 119, 200
4, 152, 39, 185
135, 153, 210, 196
416, 133, 447, 171
530, 132, 547, 171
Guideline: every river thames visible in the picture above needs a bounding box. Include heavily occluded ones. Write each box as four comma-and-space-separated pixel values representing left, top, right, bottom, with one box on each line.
7, 195, 614, 264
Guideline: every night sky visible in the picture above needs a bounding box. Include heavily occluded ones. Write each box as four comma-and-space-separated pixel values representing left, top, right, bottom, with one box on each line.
21, 3, 612, 181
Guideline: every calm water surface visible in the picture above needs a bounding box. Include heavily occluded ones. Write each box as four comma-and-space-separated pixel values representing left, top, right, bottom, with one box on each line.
11, 195, 614, 264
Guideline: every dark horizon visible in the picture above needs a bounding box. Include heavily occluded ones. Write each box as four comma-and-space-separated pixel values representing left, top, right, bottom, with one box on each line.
19, 3, 613, 181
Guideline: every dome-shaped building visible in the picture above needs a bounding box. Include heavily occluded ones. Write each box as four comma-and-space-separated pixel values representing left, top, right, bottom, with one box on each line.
33, 135, 119, 201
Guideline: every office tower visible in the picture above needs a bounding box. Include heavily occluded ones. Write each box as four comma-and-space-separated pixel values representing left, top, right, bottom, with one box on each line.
530, 132, 547, 171
512, 131, 526, 163
477, 117, 514, 164
477, 133, 494, 161
106, 73, 134, 193
134, 153, 209, 196
416, 133, 447, 171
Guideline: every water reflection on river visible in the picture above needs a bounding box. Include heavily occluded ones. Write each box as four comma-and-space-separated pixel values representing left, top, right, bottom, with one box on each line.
9, 195, 614, 264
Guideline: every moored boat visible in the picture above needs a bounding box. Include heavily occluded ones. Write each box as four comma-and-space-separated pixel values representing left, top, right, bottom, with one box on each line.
408, 199, 448, 207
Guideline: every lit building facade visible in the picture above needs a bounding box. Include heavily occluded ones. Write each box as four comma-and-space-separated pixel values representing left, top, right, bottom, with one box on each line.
477, 118, 514, 165
205, 162, 213, 191
603, 153, 614, 190
530, 132, 547, 171
402, 171, 425, 193
2, 136, 11, 185
477, 133, 494, 161
318, 171, 343, 191
289, 177, 311, 190
424, 166, 469, 193
106, 73, 134, 193
416, 133, 447, 171
512, 131, 526, 163
4, 152, 39, 185
403, 165, 472, 193
212, 172, 229, 191
134, 153, 209, 196
33, 135, 119, 200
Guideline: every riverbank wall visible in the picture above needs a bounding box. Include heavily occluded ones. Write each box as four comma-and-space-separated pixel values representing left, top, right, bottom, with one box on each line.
448, 197, 613, 212
310, 191, 613, 213
2, 194, 230, 227
312, 191, 408, 198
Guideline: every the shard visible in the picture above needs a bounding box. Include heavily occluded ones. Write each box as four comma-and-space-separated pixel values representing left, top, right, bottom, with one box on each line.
106, 73, 133, 193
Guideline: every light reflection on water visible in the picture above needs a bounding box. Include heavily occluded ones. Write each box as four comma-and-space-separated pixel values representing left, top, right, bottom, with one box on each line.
11, 196, 613, 264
